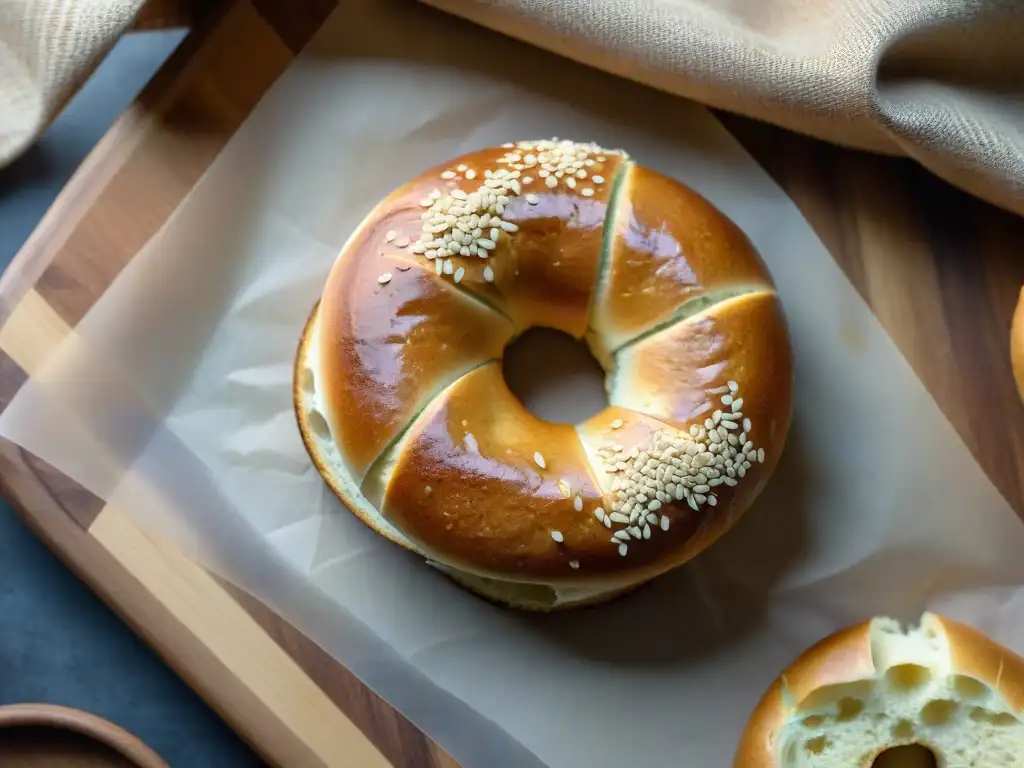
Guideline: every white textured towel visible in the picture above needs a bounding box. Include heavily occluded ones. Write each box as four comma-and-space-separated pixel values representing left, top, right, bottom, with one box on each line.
0, 0, 143, 164
2, 0, 1022, 216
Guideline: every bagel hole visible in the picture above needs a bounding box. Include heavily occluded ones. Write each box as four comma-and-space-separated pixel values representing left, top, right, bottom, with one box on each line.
871, 745, 937, 767
502, 327, 608, 423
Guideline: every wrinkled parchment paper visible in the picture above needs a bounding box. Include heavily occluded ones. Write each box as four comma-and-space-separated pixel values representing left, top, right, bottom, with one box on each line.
4, 1, 1024, 765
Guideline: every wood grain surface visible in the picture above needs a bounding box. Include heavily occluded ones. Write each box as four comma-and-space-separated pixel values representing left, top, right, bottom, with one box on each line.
1, 0, 1023, 767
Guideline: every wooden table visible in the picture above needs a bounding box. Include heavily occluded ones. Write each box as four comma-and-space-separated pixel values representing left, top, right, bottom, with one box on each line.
1, 1, 1022, 766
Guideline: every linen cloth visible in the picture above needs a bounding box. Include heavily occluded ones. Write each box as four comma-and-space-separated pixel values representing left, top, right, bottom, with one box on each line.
421, 0, 1024, 216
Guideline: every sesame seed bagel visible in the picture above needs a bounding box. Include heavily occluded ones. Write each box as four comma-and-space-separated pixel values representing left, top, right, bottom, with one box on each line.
294, 139, 794, 610
734, 613, 1024, 767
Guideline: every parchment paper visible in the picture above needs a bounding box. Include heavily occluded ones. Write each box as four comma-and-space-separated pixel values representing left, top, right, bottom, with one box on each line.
4, 0, 1024, 765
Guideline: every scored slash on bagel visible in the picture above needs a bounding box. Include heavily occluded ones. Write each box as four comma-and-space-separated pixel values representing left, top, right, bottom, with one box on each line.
735, 613, 1024, 767
293, 138, 795, 610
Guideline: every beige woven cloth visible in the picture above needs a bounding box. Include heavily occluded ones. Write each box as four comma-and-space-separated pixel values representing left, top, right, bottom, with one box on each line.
0, 0, 143, 165
423, 0, 1024, 217
2, 1, 1022, 217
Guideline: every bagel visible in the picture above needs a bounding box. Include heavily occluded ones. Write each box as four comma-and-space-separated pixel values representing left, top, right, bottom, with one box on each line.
1011, 285, 1024, 404
293, 138, 794, 610
735, 613, 1024, 767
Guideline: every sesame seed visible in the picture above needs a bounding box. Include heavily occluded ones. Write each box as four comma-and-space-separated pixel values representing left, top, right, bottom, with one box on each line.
604, 517, 612, 528
618, 543, 628, 556
708, 495, 718, 506
661, 516, 670, 531
465, 169, 477, 179
453, 267, 465, 284
385, 230, 397, 242
533, 451, 546, 469
721, 394, 733, 406
613, 530, 630, 542
435, 259, 443, 275
758, 448, 765, 463
443, 259, 454, 275
523, 176, 533, 184
728, 380, 739, 393
441, 170, 456, 179
643, 525, 651, 539
593, 508, 604, 522
581, 188, 594, 197
395, 236, 410, 248
550, 530, 564, 543
610, 419, 624, 429
573, 495, 583, 512
558, 479, 571, 498
545, 176, 558, 189
610, 512, 630, 524
526, 193, 540, 204
483, 266, 495, 282
569, 559, 580, 569
377, 272, 392, 284
743, 418, 751, 433
593, 175, 605, 183
397, 265, 410, 271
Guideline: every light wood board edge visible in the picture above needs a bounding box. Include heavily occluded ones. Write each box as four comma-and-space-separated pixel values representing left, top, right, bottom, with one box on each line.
0, 290, 393, 767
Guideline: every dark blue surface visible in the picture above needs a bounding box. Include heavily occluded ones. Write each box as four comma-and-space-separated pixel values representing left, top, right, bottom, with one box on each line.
0, 32, 264, 768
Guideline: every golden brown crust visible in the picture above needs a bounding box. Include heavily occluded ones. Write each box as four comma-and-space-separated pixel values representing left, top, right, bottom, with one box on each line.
298, 307, 634, 610
294, 303, 422, 554
933, 614, 1024, 712
611, 292, 794, 565
300, 140, 794, 600
593, 164, 776, 351
382, 362, 611, 580
318, 251, 513, 478
1011, 286, 1024, 405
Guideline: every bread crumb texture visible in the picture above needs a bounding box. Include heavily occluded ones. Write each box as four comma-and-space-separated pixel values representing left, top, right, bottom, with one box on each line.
777, 617, 1024, 767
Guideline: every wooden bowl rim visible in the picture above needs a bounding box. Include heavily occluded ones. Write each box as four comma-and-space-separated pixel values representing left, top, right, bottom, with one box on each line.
0, 703, 169, 767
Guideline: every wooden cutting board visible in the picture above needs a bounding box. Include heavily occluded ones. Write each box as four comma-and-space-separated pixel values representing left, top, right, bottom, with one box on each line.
1, 0, 1023, 766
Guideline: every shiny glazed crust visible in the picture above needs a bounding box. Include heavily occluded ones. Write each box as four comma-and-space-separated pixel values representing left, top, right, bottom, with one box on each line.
296, 139, 794, 604
734, 613, 1024, 766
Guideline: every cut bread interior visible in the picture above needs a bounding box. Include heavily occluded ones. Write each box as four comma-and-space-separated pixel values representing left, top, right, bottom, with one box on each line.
773, 614, 1024, 767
